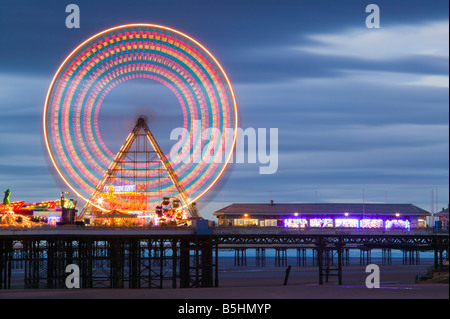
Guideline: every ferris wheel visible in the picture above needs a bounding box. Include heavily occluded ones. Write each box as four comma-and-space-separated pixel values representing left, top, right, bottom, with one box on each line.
43, 24, 238, 217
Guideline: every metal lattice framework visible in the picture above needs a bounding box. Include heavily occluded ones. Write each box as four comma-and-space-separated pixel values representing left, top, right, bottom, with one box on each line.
79, 117, 200, 219
0, 231, 448, 289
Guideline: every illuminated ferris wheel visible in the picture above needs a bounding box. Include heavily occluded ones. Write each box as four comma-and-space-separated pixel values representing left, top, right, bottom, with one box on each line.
43, 24, 238, 219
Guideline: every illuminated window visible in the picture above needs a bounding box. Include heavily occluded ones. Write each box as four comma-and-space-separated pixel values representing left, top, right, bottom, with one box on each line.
234, 218, 258, 226
284, 218, 308, 228
310, 218, 333, 227
335, 218, 359, 228
418, 219, 427, 228
264, 219, 277, 227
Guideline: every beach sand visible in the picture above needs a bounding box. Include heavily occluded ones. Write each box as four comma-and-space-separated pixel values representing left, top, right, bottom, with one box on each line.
0, 257, 448, 299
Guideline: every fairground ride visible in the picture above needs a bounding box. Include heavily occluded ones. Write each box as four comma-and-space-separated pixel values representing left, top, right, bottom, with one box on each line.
43, 24, 238, 225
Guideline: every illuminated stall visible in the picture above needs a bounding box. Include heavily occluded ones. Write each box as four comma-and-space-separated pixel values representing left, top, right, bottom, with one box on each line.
335, 218, 359, 228
284, 218, 308, 228
310, 218, 334, 228
91, 209, 143, 227
385, 219, 411, 231
360, 219, 384, 229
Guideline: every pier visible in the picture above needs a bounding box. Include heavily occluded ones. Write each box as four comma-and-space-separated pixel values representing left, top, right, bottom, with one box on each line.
1, 227, 448, 289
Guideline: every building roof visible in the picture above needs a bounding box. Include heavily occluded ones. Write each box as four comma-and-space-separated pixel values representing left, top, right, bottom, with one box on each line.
436, 206, 449, 217
213, 203, 430, 216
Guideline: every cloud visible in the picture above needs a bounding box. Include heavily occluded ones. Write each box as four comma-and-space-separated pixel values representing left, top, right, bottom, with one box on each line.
233, 70, 449, 134
332, 70, 449, 89
227, 19, 448, 89
297, 20, 449, 61
405, 75, 449, 88
0, 73, 49, 115
1, 5, 448, 211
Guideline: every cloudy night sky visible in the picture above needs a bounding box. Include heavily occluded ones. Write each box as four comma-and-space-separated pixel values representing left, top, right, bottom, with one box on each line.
0, 0, 448, 220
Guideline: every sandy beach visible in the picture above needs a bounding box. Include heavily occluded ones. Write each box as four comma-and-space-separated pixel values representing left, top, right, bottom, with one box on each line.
0, 257, 447, 299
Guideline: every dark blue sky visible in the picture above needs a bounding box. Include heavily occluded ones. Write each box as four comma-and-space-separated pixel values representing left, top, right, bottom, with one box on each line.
0, 0, 448, 219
